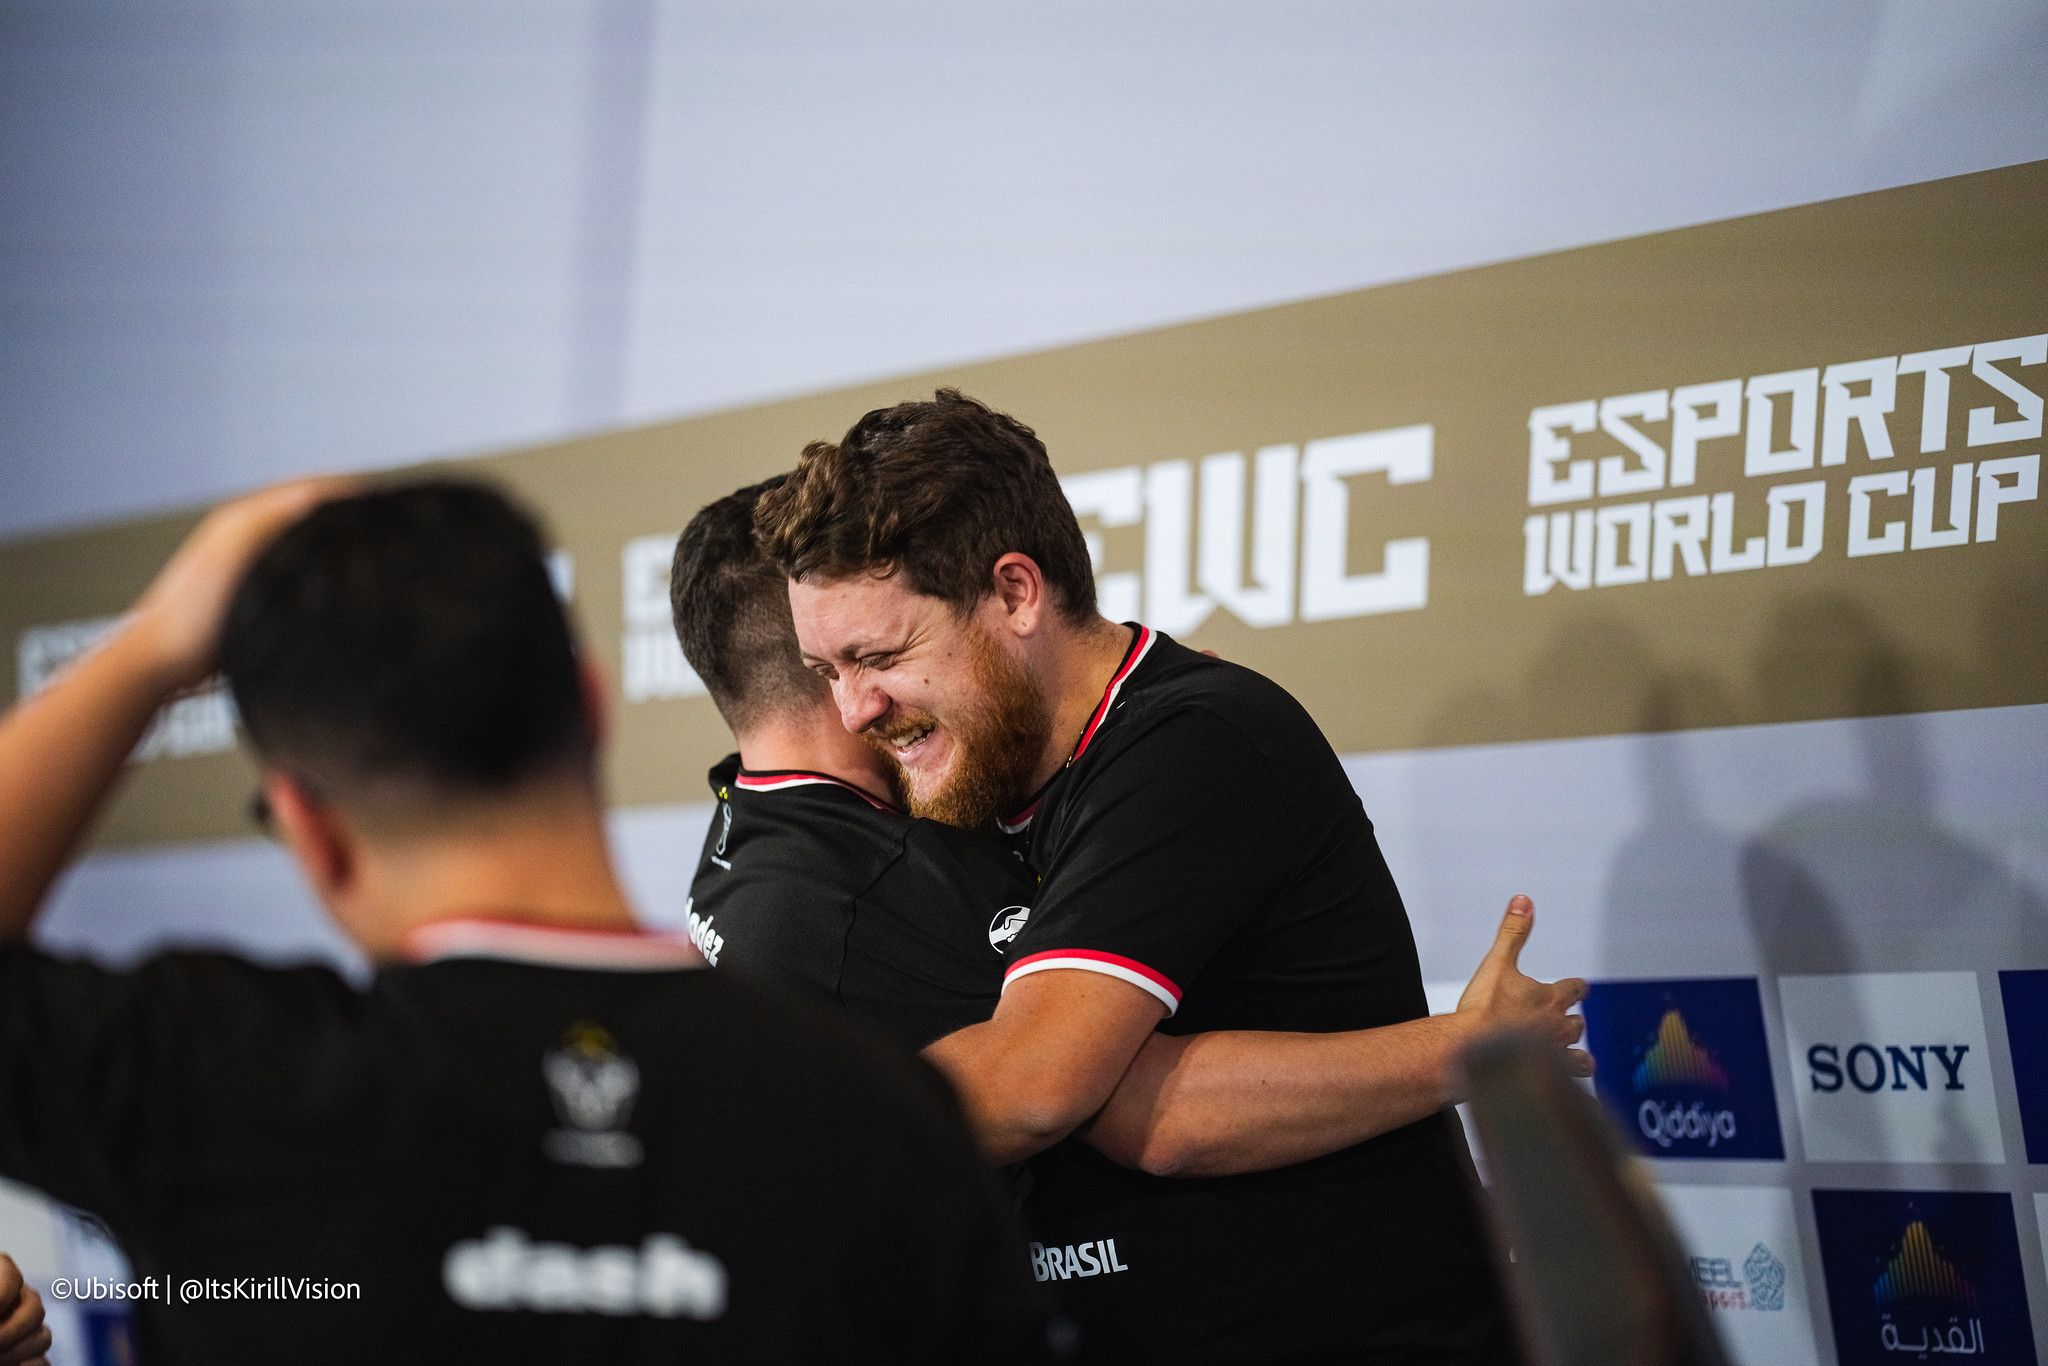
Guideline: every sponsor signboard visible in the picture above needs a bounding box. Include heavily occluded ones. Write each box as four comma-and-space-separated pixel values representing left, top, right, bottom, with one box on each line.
1999, 971, 2048, 1165
1780, 973, 2004, 1164
1583, 978, 1783, 1160
1813, 1189, 2035, 1366
1658, 1183, 1820, 1365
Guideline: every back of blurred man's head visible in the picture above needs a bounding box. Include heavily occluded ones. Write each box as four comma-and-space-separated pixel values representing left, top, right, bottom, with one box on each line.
669, 474, 827, 736
220, 480, 593, 830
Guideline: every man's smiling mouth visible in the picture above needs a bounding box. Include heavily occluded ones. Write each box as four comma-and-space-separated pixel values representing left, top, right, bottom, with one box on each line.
884, 722, 936, 761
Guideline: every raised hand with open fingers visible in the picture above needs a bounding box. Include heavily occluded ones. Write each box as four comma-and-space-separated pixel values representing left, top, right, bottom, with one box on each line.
1454, 895, 1592, 1082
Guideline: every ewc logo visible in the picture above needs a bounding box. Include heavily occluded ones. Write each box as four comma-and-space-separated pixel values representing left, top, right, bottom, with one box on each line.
1813, 1189, 2036, 1366
1582, 979, 1783, 1160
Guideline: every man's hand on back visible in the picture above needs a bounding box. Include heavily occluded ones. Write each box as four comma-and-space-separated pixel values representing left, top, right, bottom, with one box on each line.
1452, 894, 1591, 1085
1077, 895, 1590, 1178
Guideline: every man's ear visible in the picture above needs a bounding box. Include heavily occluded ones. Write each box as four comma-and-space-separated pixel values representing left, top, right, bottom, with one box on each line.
263, 771, 354, 900
988, 552, 1047, 638
578, 656, 610, 749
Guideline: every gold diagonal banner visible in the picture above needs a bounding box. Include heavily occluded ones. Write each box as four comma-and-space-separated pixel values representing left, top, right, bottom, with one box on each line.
4, 160, 2043, 850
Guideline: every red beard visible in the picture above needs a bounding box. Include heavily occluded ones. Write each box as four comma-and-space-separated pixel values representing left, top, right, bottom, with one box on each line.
871, 628, 1049, 830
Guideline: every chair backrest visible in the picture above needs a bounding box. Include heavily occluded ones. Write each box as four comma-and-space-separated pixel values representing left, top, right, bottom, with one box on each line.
1461, 1029, 1735, 1366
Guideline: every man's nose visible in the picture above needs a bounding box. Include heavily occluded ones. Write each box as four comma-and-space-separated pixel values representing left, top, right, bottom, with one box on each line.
833, 673, 889, 736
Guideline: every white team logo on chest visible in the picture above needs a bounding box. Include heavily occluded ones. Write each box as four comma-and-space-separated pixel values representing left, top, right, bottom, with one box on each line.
542, 1022, 644, 1169
988, 905, 1032, 952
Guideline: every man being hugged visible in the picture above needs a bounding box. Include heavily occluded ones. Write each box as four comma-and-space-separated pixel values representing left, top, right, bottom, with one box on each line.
756, 391, 1581, 1362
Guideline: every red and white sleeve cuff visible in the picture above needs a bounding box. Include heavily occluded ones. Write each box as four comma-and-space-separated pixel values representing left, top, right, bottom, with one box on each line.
1002, 949, 1182, 1016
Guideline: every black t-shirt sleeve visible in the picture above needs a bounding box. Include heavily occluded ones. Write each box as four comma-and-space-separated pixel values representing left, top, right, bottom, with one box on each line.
0, 945, 356, 1223
1003, 708, 1291, 1017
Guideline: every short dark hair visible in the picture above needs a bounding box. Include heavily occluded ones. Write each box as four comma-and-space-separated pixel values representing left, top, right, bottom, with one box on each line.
220, 479, 593, 815
670, 476, 826, 733
753, 389, 1098, 621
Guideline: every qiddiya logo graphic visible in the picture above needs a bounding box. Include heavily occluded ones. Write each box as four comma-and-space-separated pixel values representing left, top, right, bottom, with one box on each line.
1584, 979, 1784, 1160
1874, 1220, 1976, 1310
1633, 1009, 1739, 1151
1812, 1189, 2036, 1366
1869, 1220, 1989, 1360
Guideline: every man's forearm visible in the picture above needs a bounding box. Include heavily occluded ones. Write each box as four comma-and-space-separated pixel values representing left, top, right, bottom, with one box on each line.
1081, 1012, 1483, 1178
923, 971, 1168, 1165
0, 623, 175, 940
924, 1021, 1082, 1164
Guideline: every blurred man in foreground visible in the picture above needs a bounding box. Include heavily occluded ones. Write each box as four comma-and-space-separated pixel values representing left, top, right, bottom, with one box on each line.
0, 478, 1044, 1364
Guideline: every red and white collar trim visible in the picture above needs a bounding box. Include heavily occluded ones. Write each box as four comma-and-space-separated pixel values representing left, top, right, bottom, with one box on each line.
1072, 624, 1155, 762
999, 625, 1156, 835
734, 768, 897, 812
404, 916, 701, 971
995, 802, 1040, 836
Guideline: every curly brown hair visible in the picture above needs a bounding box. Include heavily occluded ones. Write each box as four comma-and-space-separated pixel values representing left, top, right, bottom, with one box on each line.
753, 389, 1098, 622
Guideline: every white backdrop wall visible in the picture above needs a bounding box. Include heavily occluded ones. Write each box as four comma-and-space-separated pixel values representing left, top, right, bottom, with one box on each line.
5, 1, 2047, 539
5, 7, 2048, 1365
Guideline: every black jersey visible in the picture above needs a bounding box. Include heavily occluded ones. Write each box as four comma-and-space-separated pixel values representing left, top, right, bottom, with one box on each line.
685, 756, 1032, 1050
1000, 627, 1516, 1364
0, 920, 1046, 1365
